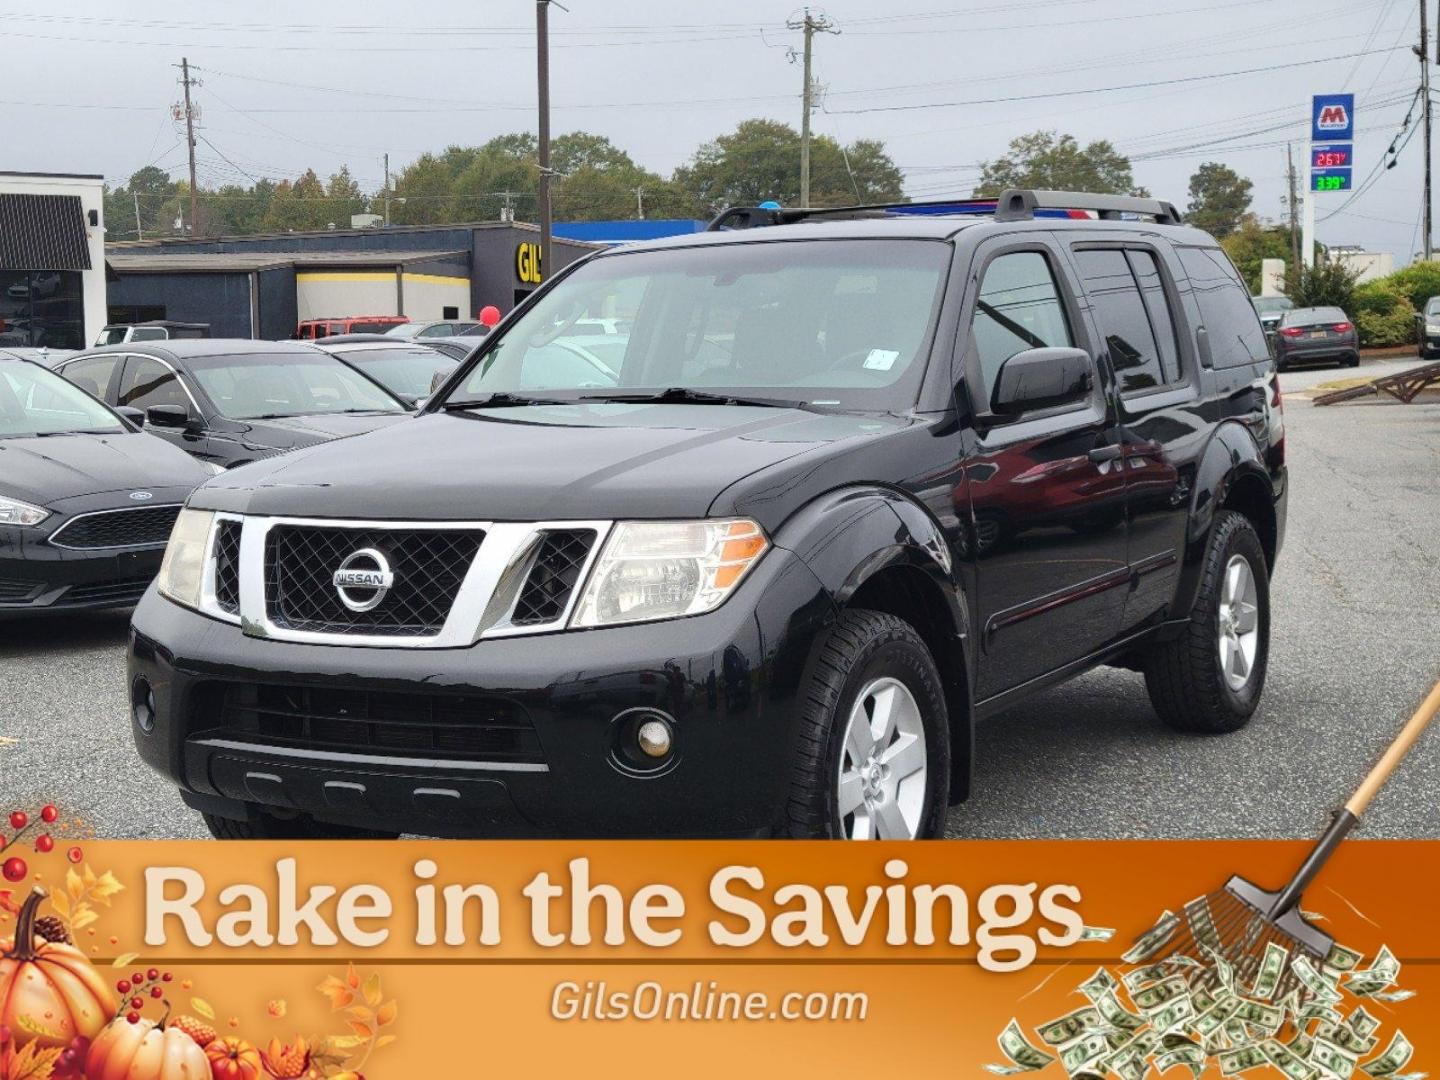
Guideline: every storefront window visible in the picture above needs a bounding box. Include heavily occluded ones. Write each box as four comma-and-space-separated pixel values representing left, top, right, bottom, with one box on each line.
0, 269, 85, 349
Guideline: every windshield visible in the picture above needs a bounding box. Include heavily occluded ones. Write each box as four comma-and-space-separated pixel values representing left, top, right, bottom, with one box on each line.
184, 352, 407, 419
0, 358, 125, 438
95, 327, 128, 346
447, 239, 951, 411
1251, 297, 1293, 314
1426, 297, 1440, 316
341, 348, 458, 399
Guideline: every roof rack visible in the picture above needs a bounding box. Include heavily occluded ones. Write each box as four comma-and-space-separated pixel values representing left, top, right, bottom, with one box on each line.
705, 188, 1182, 231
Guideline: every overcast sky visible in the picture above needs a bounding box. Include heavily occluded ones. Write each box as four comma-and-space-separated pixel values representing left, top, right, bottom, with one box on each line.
5, 0, 1430, 259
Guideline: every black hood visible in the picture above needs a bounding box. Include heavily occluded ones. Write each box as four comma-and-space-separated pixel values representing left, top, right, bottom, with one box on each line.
239, 412, 411, 452
194, 403, 920, 527
0, 430, 212, 507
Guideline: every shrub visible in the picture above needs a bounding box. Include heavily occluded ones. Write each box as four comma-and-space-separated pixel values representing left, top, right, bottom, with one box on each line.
1383, 260, 1440, 312
1286, 258, 1361, 311
1352, 283, 1415, 347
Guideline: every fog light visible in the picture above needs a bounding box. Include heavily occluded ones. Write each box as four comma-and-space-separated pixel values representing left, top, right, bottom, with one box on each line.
637, 718, 672, 758
131, 677, 155, 734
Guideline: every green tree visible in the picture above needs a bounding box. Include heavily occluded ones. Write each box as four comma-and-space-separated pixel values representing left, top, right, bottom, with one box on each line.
974, 131, 1146, 197
674, 118, 904, 213
103, 166, 179, 239
391, 153, 456, 225
1220, 219, 1295, 293
1185, 162, 1252, 238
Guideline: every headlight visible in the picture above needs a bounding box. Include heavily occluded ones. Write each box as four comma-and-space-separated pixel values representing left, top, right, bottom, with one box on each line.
156, 508, 215, 611
0, 494, 49, 527
571, 519, 767, 628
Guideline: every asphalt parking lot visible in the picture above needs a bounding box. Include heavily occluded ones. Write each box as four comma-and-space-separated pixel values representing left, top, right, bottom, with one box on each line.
1, 356, 1437, 841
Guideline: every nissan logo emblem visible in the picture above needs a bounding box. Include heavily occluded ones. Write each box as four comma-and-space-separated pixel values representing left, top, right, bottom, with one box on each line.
332, 548, 395, 613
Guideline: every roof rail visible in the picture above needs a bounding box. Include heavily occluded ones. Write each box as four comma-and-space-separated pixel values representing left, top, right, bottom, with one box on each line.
705, 190, 1183, 231
994, 189, 1183, 225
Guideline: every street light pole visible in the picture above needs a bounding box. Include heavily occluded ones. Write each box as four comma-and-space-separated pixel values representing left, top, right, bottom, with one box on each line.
1421, 0, 1433, 260
536, 0, 553, 281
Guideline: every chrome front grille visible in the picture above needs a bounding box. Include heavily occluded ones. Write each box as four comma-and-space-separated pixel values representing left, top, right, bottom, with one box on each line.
50, 505, 181, 549
264, 524, 484, 637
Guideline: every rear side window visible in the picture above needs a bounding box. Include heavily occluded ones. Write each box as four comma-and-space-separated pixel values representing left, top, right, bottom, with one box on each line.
60, 355, 122, 401
1177, 246, 1268, 368
1075, 249, 1180, 392
970, 251, 1073, 402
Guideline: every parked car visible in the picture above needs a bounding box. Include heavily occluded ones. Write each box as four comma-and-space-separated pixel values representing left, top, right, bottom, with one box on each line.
3, 347, 77, 368
296, 316, 408, 340
130, 190, 1285, 841
7, 273, 62, 300
0, 350, 214, 617
1416, 296, 1440, 358
312, 339, 460, 407
94, 322, 210, 347
1272, 306, 1359, 370
55, 340, 411, 470
420, 337, 477, 363
384, 320, 479, 339
1251, 295, 1293, 332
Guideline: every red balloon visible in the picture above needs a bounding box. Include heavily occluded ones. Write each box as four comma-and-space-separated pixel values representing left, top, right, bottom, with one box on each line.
479, 305, 501, 327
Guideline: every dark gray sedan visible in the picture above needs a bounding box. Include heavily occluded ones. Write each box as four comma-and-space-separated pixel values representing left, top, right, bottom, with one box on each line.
1272, 306, 1359, 370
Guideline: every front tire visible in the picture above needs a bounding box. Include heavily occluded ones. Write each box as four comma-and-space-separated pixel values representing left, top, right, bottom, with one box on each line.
784, 610, 950, 839
1143, 510, 1270, 734
202, 810, 399, 840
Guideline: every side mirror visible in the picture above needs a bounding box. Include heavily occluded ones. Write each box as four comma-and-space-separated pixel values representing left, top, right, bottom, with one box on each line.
115, 406, 145, 427
990, 347, 1093, 416
146, 404, 192, 430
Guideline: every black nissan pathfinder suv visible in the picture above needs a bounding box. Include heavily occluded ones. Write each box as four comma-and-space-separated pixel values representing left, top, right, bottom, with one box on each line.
128, 190, 1286, 840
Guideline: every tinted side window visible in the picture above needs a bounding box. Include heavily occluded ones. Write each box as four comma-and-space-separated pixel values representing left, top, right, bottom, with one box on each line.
60, 356, 121, 401
971, 251, 1073, 402
1127, 250, 1182, 383
118, 358, 190, 412
1177, 246, 1268, 368
1076, 249, 1166, 393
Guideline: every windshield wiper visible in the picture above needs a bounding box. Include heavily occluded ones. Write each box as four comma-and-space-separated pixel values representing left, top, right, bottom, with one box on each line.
576, 387, 820, 410
441, 392, 571, 410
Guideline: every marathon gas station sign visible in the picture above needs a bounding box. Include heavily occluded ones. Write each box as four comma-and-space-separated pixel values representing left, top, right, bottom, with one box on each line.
1310, 92, 1354, 192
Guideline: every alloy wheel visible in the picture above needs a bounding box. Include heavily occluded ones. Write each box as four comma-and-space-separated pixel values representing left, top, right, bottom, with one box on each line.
1217, 554, 1260, 691
836, 676, 928, 839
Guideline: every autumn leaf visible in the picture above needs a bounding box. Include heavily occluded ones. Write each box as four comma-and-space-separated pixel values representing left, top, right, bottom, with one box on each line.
323, 1035, 366, 1052
90, 871, 124, 905
70, 908, 98, 932
82, 864, 96, 890
375, 1001, 397, 1027
317, 976, 354, 1011
361, 972, 382, 1008
374, 1034, 398, 1050
267, 999, 287, 1019
65, 869, 83, 902
4, 1041, 63, 1080
344, 963, 360, 990
111, 952, 138, 968
346, 1021, 373, 1041
191, 998, 216, 1020
344, 1006, 373, 1025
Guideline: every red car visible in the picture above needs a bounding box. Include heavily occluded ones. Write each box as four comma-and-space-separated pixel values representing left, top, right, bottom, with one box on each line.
295, 316, 408, 340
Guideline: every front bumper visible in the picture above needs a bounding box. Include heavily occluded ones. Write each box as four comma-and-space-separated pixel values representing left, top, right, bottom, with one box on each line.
127, 546, 836, 838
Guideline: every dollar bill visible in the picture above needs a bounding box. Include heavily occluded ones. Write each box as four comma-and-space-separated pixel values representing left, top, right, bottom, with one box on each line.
1233, 999, 1284, 1034
1365, 989, 1415, 1003
1150, 994, 1196, 1034
1345, 946, 1400, 996
1325, 943, 1365, 973
1313, 1037, 1360, 1080
1293, 955, 1344, 1005
1132, 974, 1189, 1014
1361, 1032, 1414, 1078
1349, 1007, 1382, 1039
1078, 967, 1119, 1003
1203, 944, 1237, 993
1102, 1047, 1147, 1080
1157, 1044, 1206, 1079
1037, 1006, 1103, 1047
1251, 941, 1289, 1001
1123, 963, 1171, 992
1318, 1021, 1379, 1058
1079, 925, 1116, 942
1094, 990, 1146, 1034
1263, 1038, 1319, 1080
1123, 911, 1180, 965
1220, 1044, 1269, 1076
988, 1019, 1056, 1075
1288, 1032, 1314, 1058
1193, 997, 1242, 1039
1060, 1033, 1111, 1076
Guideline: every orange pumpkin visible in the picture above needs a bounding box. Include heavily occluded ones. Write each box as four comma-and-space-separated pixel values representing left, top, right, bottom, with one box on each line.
86, 1014, 210, 1080
0, 888, 115, 1050
206, 1036, 264, 1080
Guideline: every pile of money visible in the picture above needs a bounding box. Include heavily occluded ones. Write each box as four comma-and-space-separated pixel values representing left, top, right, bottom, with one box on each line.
985, 907, 1420, 1080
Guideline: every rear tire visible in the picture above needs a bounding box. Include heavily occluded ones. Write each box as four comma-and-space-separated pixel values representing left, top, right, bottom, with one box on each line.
784, 610, 949, 839
1143, 510, 1270, 734
202, 810, 399, 840
1344, 354, 1360, 368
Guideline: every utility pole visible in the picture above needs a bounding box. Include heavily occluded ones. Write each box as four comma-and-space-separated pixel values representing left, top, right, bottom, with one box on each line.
536, 0, 555, 281
787, 7, 838, 207
1286, 143, 1301, 273
635, 186, 645, 220
383, 152, 391, 227
1419, 0, 1433, 260
133, 190, 143, 241
179, 57, 200, 236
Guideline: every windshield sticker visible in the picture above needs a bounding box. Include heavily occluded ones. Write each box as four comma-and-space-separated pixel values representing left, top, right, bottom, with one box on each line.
863, 349, 900, 371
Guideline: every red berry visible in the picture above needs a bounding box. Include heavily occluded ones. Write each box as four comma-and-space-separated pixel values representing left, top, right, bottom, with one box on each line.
161, 972, 173, 982
1, 857, 26, 883
40, 805, 58, 823
150, 986, 162, 999
59, 1049, 76, 1066
126, 1012, 140, 1025
116, 980, 131, 994
147, 967, 159, 981
130, 996, 143, 1010
66, 846, 83, 864
35, 835, 54, 853
8, 811, 26, 831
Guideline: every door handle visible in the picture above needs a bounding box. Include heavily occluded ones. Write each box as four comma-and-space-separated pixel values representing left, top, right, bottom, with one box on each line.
1087, 444, 1124, 464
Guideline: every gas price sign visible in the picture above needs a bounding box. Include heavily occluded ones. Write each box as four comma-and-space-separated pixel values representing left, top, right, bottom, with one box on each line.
1309, 95, 1355, 194
1312, 144, 1352, 169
